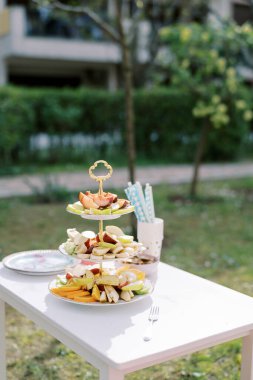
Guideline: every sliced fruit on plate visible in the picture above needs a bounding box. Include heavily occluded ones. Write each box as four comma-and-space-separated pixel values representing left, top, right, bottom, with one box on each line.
118, 235, 134, 244
96, 275, 120, 286
81, 230, 96, 239
90, 208, 112, 215
98, 242, 115, 249
100, 290, 107, 303
79, 192, 99, 209
105, 225, 124, 237
92, 247, 110, 256
104, 285, 119, 303
120, 290, 131, 302
66, 204, 83, 215
121, 280, 144, 291
134, 279, 153, 295
73, 295, 96, 303
92, 284, 101, 301
112, 206, 135, 214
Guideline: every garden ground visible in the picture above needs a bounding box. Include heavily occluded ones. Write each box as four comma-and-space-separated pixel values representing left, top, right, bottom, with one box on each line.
1, 177, 253, 379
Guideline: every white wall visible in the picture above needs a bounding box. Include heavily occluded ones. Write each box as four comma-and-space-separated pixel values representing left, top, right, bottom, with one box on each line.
209, 0, 232, 21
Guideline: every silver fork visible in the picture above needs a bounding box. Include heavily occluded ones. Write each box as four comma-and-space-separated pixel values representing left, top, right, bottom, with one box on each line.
143, 305, 159, 341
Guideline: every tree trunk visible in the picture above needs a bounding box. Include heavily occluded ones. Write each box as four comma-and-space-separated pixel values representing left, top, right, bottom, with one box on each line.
190, 120, 211, 198
122, 43, 136, 183
115, 1, 136, 183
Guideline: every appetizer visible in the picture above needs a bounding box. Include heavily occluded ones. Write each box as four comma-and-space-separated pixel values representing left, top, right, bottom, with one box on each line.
67, 190, 134, 216
50, 265, 153, 304
62, 225, 146, 261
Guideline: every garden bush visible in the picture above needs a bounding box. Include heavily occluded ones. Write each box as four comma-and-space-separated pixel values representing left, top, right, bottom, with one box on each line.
0, 85, 251, 168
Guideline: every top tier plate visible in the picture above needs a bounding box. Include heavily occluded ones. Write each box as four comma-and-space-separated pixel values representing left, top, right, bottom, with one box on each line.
66, 208, 135, 220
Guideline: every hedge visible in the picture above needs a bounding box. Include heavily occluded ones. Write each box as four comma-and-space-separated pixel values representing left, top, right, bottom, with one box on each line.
0, 86, 251, 168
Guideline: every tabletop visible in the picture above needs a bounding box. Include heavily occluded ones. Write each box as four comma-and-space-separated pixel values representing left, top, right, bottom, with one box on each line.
1, 262, 253, 373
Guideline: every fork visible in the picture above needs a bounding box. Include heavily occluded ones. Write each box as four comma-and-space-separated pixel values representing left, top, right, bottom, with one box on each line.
143, 305, 159, 341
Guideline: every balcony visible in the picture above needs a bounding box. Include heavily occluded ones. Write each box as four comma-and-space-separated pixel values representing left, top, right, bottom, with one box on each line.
4, 6, 120, 63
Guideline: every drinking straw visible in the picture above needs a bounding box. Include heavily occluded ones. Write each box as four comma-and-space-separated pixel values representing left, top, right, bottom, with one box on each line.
135, 182, 150, 222
145, 183, 155, 222
125, 186, 147, 222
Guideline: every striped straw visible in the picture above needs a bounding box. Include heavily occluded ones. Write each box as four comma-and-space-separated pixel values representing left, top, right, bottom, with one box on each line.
145, 183, 155, 222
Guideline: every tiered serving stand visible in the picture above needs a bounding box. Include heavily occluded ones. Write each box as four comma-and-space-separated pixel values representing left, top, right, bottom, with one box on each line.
64, 160, 134, 271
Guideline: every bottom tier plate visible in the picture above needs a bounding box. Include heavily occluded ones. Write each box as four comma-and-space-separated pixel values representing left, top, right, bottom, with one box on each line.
49, 279, 152, 307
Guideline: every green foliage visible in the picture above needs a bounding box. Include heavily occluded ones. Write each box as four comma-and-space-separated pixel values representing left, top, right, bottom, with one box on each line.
158, 22, 253, 129
0, 85, 252, 169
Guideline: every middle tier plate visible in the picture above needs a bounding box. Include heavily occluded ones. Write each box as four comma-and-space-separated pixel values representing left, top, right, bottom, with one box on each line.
80, 213, 121, 220
58, 244, 118, 263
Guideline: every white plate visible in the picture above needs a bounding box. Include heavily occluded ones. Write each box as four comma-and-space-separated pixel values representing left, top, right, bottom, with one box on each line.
80, 214, 121, 220
3, 250, 75, 275
49, 279, 151, 306
67, 208, 134, 220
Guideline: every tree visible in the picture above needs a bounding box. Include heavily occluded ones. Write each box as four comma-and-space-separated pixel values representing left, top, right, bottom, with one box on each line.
32, 0, 211, 182
158, 21, 253, 197
33, 0, 138, 182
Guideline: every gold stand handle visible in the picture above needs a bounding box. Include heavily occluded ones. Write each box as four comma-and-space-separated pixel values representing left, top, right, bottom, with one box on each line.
88, 160, 113, 242
89, 160, 113, 195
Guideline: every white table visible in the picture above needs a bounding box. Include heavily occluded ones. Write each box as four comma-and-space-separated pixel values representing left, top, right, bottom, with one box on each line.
0, 262, 253, 380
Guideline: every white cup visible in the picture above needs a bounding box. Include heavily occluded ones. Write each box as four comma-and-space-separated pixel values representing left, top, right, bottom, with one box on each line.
137, 218, 164, 260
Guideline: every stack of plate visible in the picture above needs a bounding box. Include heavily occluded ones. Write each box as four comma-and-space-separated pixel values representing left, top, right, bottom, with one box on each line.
3, 250, 75, 276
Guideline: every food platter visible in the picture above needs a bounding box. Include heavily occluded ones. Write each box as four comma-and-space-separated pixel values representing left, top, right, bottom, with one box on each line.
49, 279, 151, 306
3, 250, 75, 275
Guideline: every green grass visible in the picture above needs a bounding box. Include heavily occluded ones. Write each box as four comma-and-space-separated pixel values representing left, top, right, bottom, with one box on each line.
1, 178, 253, 379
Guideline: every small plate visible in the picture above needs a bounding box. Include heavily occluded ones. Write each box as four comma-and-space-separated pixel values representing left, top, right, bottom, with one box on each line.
49, 279, 151, 306
3, 250, 75, 275
80, 214, 121, 220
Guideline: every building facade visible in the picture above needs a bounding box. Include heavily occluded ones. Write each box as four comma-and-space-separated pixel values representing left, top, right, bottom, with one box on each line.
0, 0, 252, 89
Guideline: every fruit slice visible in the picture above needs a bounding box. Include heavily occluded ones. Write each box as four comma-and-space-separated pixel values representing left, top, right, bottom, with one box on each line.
112, 206, 135, 214
121, 280, 144, 291
118, 235, 134, 244
72, 277, 94, 287
104, 285, 119, 303
98, 242, 115, 249
96, 275, 119, 286
79, 192, 99, 209
135, 279, 153, 295
81, 230, 96, 239
64, 241, 76, 255
103, 233, 118, 244
90, 208, 111, 215
92, 284, 101, 301
84, 270, 95, 290
92, 247, 110, 256
74, 295, 96, 303
120, 290, 131, 302
110, 203, 120, 212
74, 244, 87, 255
100, 290, 107, 303
106, 225, 124, 237
73, 201, 84, 210
66, 204, 83, 215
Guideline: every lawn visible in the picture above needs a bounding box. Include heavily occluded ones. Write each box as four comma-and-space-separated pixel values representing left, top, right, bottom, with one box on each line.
1, 178, 253, 379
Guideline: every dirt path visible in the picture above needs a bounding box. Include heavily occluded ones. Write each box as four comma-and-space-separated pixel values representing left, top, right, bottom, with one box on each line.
0, 162, 253, 197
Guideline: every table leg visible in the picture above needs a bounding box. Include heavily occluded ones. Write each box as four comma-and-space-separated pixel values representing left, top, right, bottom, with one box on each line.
0, 299, 6, 380
99, 366, 124, 380
241, 332, 253, 380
